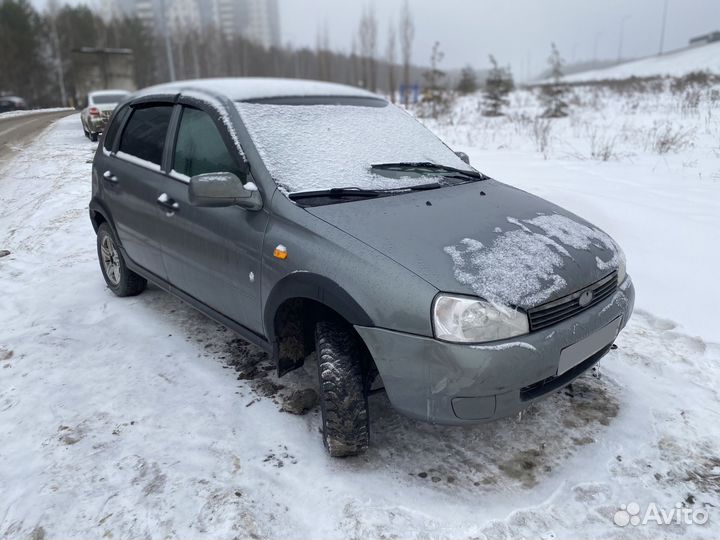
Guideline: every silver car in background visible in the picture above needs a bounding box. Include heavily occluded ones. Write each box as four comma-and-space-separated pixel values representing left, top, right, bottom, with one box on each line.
80, 90, 130, 141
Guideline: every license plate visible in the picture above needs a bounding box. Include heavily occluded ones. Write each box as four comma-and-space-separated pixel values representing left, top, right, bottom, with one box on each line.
557, 317, 621, 376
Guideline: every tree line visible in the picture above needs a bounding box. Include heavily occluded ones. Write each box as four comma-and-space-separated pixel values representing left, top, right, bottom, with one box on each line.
0, 0, 429, 108
1, 0, 567, 118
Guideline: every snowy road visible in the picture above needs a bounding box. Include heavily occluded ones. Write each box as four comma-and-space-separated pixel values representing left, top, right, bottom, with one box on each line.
0, 109, 74, 164
1, 115, 719, 539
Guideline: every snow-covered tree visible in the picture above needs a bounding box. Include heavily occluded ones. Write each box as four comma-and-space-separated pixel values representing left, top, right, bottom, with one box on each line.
482, 55, 514, 116
419, 41, 452, 118
456, 65, 477, 95
540, 43, 569, 118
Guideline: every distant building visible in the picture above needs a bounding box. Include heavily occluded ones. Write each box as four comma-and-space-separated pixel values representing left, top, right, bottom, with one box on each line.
167, 0, 203, 34
101, 0, 280, 48
213, 0, 280, 48
689, 31, 720, 47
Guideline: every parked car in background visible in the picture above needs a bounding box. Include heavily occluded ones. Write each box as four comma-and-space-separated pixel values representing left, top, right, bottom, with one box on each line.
80, 90, 130, 141
0, 96, 27, 113
89, 78, 634, 457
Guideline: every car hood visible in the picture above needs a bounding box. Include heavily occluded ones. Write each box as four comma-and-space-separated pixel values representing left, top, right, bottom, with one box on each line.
306, 179, 624, 310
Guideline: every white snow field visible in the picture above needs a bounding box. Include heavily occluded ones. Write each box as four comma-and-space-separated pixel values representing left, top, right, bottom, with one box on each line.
562, 41, 720, 82
1, 83, 719, 539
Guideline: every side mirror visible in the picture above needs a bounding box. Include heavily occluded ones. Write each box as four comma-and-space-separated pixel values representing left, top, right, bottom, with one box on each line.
188, 172, 262, 210
455, 151, 470, 165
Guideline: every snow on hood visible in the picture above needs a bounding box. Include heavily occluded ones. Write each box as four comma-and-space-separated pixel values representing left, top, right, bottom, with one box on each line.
307, 180, 622, 308
444, 213, 623, 308
235, 102, 474, 194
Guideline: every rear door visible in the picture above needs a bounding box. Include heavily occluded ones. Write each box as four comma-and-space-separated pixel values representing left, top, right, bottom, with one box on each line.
157, 104, 268, 333
101, 103, 174, 280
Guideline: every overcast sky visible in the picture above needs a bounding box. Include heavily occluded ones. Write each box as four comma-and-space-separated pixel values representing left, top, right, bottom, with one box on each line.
30, 0, 720, 79
279, 0, 719, 78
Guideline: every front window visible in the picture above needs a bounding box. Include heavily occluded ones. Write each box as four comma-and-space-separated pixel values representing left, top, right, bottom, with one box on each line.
173, 107, 243, 179
235, 98, 478, 199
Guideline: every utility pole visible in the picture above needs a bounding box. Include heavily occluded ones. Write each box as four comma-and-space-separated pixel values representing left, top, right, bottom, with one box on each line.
47, 0, 67, 107
658, 0, 669, 55
618, 16, 630, 61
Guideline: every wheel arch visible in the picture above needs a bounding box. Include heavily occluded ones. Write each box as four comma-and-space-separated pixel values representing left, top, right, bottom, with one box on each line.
264, 272, 374, 376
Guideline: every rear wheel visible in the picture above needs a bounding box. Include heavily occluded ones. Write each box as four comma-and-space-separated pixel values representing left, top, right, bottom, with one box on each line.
315, 320, 370, 457
96, 223, 146, 297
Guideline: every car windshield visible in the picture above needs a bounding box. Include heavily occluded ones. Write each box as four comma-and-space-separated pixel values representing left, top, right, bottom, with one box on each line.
235, 99, 478, 195
92, 94, 127, 105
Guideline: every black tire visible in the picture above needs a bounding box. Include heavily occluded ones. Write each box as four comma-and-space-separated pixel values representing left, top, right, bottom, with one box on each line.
315, 320, 370, 457
90, 131, 98, 142
96, 223, 146, 297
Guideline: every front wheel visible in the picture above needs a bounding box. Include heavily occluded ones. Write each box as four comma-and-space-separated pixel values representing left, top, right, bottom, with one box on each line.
90, 131, 98, 142
315, 320, 370, 457
96, 223, 146, 297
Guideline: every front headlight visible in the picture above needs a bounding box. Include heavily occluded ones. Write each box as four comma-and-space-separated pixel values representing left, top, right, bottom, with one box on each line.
432, 294, 529, 343
617, 255, 627, 285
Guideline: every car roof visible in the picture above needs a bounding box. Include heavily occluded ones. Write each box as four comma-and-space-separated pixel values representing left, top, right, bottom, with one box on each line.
90, 90, 131, 97
133, 77, 381, 102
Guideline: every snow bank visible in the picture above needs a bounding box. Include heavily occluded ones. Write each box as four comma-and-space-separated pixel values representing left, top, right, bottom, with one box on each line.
562, 41, 720, 82
0, 107, 73, 119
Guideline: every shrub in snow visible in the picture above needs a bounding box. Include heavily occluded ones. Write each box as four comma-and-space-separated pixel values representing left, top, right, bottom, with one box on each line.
531, 117, 552, 159
646, 121, 695, 154
482, 55, 514, 117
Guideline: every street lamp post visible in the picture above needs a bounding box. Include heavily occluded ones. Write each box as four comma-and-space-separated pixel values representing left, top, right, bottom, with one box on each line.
659, 0, 669, 55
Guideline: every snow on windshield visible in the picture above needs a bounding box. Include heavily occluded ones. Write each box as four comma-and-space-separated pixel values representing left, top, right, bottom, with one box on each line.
235, 102, 474, 194
444, 214, 622, 309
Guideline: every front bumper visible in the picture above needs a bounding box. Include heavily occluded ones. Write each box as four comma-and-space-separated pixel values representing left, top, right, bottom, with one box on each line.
355, 277, 635, 425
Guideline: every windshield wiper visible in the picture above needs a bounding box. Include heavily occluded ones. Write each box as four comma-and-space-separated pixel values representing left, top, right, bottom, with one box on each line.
371, 161, 486, 179
289, 183, 444, 201
289, 187, 382, 201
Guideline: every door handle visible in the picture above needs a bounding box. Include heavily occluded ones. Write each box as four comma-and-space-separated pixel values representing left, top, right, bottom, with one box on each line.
103, 170, 118, 183
157, 193, 179, 214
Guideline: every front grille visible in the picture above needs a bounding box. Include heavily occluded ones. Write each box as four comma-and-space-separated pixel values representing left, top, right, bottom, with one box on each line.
527, 271, 618, 331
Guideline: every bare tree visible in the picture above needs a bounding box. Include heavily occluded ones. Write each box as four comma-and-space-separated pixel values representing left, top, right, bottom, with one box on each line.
316, 22, 331, 81
386, 20, 397, 102
349, 37, 359, 85
399, 0, 414, 105
357, 5, 378, 91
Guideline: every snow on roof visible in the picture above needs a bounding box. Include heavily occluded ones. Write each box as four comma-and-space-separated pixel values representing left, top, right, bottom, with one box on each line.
134, 77, 379, 102
562, 41, 720, 83
89, 89, 131, 97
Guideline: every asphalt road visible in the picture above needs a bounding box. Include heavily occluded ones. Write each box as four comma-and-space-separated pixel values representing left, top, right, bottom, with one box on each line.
0, 110, 76, 164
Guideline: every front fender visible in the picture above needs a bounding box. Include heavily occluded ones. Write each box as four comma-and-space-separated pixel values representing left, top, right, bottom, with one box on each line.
263, 271, 373, 342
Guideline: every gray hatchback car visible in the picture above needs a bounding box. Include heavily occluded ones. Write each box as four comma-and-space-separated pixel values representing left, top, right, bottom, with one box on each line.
89, 78, 635, 457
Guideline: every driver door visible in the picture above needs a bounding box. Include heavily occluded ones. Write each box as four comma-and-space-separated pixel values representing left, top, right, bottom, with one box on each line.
157, 105, 268, 334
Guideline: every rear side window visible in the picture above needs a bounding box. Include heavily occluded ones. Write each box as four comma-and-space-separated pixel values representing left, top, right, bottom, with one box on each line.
119, 105, 173, 166
103, 106, 129, 151
173, 107, 242, 178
